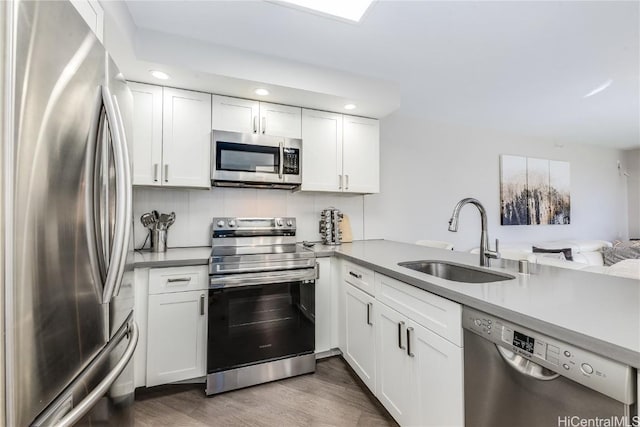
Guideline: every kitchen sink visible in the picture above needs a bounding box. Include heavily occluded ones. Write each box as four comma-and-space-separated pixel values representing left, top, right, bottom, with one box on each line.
398, 260, 515, 283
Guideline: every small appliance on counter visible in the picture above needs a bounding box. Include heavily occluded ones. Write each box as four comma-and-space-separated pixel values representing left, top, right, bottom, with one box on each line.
140, 211, 176, 252
319, 207, 343, 245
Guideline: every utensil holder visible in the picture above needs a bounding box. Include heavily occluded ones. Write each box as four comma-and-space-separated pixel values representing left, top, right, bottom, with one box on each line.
150, 229, 167, 252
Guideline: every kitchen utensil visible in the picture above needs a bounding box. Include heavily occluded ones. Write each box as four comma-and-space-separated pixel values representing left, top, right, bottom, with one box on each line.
152, 210, 159, 222
140, 212, 156, 229
150, 229, 167, 252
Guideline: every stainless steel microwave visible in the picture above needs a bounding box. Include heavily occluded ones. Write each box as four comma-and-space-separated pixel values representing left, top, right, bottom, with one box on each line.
210, 130, 302, 189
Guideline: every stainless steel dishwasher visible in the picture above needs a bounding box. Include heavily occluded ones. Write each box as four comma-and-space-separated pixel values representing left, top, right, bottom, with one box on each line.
463, 307, 637, 427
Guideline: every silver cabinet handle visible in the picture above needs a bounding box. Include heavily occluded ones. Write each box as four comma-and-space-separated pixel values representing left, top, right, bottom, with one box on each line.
398, 321, 406, 349
261, 117, 266, 134
55, 319, 138, 427
345, 174, 349, 190
153, 163, 159, 182
253, 116, 258, 133
338, 174, 343, 190
200, 294, 205, 316
278, 141, 284, 179
407, 327, 415, 357
164, 164, 169, 183
349, 271, 362, 279
167, 277, 192, 284
366, 302, 373, 326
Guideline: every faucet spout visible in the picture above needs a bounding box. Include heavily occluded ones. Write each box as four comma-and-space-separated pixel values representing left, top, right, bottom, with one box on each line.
447, 198, 499, 267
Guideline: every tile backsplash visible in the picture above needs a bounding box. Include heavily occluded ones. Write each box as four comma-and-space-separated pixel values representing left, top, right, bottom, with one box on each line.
133, 187, 365, 249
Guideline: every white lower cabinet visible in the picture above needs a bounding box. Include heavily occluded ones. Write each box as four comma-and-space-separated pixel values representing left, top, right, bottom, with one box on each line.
376, 302, 414, 426
315, 258, 332, 354
341, 271, 464, 427
146, 290, 207, 387
412, 322, 464, 427
145, 266, 209, 387
344, 283, 376, 391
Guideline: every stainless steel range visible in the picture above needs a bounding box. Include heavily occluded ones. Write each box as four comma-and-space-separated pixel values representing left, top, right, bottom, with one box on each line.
206, 217, 317, 395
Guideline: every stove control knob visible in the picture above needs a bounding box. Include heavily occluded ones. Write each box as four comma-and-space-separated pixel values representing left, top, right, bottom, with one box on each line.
276, 219, 283, 226
287, 220, 293, 226
216, 220, 225, 228
228, 220, 236, 227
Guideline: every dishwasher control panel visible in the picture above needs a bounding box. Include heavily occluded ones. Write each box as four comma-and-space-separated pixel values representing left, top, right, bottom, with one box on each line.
463, 307, 636, 405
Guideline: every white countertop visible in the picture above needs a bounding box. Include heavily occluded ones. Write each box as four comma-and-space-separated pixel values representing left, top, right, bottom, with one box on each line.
334, 240, 640, 368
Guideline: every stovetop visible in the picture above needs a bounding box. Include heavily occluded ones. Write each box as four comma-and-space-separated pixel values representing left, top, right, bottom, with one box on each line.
209, 217, 315, 275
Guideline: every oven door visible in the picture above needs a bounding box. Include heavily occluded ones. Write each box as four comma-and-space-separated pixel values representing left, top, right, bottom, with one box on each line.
207, 268, 316, 374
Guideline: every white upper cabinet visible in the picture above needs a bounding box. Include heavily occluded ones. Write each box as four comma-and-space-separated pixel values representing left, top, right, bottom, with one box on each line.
131, 85, 211, 188
162, 88, 211, 188
212, 96, 301, 138
259, 102, 302, 139
212, 95, 259, 134
70, 0, 104, 42
301, 109, 343, 192
130, 82, 163, 186
300, 110, 379, 194
342, 115, 380, 194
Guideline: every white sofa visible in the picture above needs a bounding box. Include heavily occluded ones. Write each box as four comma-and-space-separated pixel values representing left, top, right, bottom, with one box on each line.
471, 240, 639, 279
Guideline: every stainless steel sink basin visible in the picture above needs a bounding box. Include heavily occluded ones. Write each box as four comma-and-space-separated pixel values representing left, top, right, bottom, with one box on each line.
398, 260, 515, 283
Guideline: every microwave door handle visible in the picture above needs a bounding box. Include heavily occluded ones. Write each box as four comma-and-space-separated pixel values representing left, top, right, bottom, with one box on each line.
278, 142, 284, 179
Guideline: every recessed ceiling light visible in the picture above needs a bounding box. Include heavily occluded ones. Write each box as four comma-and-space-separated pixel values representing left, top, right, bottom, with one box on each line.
274, 0, 374, 22
254, 88, 270, 96
583, 79, 613, 98
150, 70, 170, 80
344, 104, 357, 110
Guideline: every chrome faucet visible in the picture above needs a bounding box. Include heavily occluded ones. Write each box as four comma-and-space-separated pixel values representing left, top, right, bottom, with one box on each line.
448, 198, 500, 267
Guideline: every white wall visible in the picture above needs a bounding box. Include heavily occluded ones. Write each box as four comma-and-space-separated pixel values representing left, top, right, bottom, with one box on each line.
626, 148, 640, 238
133, 187, 364, 249
364, 113, 629, 251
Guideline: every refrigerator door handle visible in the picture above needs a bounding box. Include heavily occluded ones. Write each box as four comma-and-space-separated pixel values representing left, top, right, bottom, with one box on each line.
109, 93, 132, 298
99, 86, 129, 304
54, 320, 139, 427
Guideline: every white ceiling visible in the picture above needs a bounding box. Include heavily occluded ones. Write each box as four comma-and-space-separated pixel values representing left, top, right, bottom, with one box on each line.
125, 0, 639, 149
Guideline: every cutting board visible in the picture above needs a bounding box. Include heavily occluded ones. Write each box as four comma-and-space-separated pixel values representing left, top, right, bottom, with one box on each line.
340, 214, 353, 243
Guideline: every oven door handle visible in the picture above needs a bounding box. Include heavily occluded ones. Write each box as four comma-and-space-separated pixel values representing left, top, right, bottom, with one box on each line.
210, 266, 317, 289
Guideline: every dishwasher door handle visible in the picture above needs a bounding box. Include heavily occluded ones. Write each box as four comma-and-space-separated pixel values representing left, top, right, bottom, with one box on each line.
495, 345, 559, 381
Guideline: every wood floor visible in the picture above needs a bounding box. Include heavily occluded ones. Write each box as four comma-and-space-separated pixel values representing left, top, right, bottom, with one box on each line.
133, 357, 398, 427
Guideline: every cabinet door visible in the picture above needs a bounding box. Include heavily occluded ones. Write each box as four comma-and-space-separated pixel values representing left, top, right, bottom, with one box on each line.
130, 83, 163, 186
344, 283, 376, 391
260, 102, 302, 138
212, 95, 259, 134
315, 258, 332, 354
412, 321, 464, 427
146, 290, 207, 387
376, 302, 414, 426
70, 0, 104, 42
301, 109, 343, 192
342, 115, 380, 194
162, 88, 211, 188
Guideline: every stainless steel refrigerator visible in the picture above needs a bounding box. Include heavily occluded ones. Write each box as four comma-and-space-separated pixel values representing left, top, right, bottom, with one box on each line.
2, 1, 138, 425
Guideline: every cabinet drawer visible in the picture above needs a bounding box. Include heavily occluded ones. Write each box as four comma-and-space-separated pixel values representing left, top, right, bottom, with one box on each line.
149, 266, 208, 294
344, 261, 375, 296
375, 273, 462, 346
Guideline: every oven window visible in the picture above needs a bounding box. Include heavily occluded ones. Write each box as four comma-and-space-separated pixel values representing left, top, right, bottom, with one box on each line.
216, 141, 279, 173
207, 281, 315, 373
